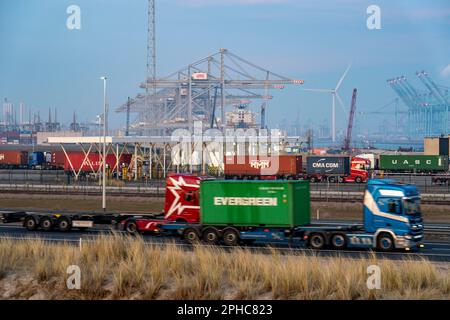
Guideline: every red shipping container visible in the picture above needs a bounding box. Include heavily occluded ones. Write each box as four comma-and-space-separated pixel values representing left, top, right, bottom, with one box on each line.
51, 151, 66, 169
0, 150, 28, 166
64, 152, 132, 172
224, 155, 302, 177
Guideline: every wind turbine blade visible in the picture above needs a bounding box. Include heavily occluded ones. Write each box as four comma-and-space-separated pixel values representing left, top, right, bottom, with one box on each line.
335, 64, 352, 91
336, 92, 347, 114
299, 88, 333, 93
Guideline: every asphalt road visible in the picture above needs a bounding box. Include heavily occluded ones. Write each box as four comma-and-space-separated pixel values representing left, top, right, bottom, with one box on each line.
0, 222, 449, 262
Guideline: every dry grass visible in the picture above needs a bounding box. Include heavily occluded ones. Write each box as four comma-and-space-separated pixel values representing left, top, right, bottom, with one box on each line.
0, 235, 449, 300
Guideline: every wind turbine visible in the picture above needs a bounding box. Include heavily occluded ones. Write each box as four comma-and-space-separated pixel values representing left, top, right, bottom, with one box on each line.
300, 65, 351, 142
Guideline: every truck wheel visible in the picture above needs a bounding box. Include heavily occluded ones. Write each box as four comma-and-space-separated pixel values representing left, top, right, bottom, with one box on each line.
202, 227, 220, 245
223, 228, 240, 246
125, 221, 139, 235
330, 233, 346, 250
377, 233, 394, 252
57, 217, 72, 232
40, 217, 53, 231
355, 176, 362, 183
24, 216, 38, 231
183, 228, 201, 244
309, 233, 326, 250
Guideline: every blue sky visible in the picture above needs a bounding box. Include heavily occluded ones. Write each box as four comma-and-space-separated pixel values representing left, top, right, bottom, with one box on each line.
0, 0, 449, 135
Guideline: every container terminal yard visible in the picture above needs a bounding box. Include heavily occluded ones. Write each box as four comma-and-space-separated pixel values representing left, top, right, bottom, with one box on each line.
1, 0, 450, 304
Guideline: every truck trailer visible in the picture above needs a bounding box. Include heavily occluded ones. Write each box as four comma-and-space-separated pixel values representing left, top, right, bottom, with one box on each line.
379, 155, 449, 172
224, 155, 302, 180
223, 155, 370, 183
119, 174, 423, 251
305, 156, 370, 183
0, 174, 424, 251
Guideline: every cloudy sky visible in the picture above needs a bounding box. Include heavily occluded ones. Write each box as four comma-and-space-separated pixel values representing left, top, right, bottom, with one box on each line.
0, 0, 449, 135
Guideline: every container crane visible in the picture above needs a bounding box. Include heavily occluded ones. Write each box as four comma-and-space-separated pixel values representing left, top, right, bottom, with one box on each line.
343, 88, 357, 152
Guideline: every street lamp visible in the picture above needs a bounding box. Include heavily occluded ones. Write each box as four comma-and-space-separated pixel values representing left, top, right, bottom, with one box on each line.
100, 76, 107, 212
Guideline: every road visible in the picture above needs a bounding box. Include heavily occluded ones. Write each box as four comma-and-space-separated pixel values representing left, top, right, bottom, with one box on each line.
1, 222, 449, 262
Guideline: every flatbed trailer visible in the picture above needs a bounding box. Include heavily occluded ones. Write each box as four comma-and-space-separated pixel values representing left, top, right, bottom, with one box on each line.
0, 210, 164, 232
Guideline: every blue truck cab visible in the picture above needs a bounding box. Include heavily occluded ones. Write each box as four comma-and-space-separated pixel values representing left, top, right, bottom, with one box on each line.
300, 178, 424, 251
28, 152, 45, 169
362, 179, 424, 251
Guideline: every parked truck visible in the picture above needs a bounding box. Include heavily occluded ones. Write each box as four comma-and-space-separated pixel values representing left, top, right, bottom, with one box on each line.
305, 156, 370, 183
0, 174, 424, 251
224, 155, 370, 183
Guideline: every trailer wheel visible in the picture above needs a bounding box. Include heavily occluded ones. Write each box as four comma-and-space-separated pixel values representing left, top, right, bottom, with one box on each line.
377, 233, 394, 252
57, 217, 72, 232
330, 233, 346, 250
308, 233, 326, 250
310, 177, 317, 183
328, 176, 336, 183
40, 217, 54, 231
183, 228, 201, 244
202, 227, 220, 245
124, 220, 139, 235
223, 228, 240, 246
338, 176, 344, 183
24, 216, 38, 231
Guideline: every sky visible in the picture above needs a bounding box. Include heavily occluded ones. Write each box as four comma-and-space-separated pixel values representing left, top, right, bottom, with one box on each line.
0, 0, 449, 136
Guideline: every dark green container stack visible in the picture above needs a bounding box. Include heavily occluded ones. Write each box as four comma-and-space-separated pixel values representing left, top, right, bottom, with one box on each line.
379, 155, 449, 171
200, 180, 310, 227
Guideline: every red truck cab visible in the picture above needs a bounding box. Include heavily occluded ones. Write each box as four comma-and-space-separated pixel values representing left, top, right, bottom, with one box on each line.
121, 174, 203, 233
163, 174, 202, 222
344, 157, 371, 183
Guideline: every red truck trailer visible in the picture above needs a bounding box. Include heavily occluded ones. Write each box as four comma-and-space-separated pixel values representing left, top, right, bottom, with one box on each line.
224, 155, 302, 180
50, 151, 66, 170
63, 152, 132, 172
0, 150, 28, 169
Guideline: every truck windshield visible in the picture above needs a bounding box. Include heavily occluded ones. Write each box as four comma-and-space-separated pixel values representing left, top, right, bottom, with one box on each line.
403, 198, 421, 215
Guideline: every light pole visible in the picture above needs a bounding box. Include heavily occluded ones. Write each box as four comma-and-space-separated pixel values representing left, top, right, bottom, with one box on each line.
100, 76, 107, 212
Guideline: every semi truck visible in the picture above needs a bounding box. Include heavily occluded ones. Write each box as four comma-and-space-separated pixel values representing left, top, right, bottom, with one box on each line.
0, 174, 424, 251
117, 174, 423, 251
223, 155, 370, 183
305, 156, 370, 183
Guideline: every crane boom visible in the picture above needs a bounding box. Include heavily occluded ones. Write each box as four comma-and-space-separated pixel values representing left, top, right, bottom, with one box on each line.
343, 88, 357, 152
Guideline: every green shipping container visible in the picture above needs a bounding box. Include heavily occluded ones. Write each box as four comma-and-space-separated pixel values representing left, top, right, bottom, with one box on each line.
200, 180, 310, 227
379, 155, 449, 171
